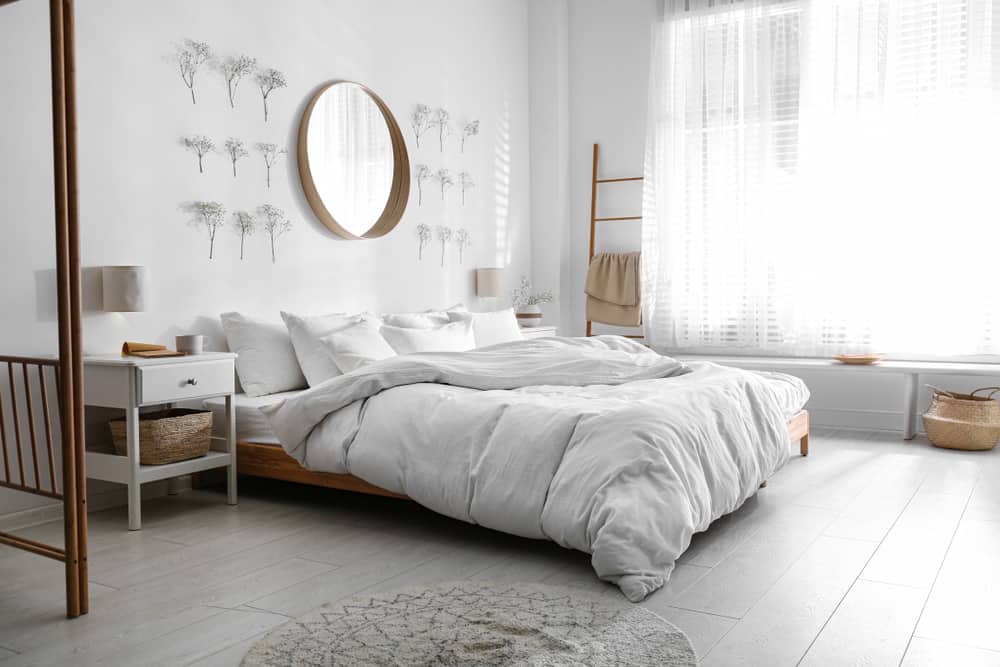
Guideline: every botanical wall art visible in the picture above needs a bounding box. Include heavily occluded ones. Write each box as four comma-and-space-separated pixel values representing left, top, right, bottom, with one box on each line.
172, 38, 294, 265
435, 168, 454, 201
256, 143, 286, 189
414, 164, 432, 205
175, 38, 212, 104
455, 228, 470, 264
459, 171, 474, 205
232, 210, 256, 260
411, 105, 432, 148
259, 204, 292, 263
431, 108, 450, 152
220, 54, 256, 108
256, 68, 287, 122
182, 135, 214, 173
186, 201, 226, 259
224, 137, 248, 178
436, 226, 452, 267
461, 120, 479, 153
416, 223, 432, 260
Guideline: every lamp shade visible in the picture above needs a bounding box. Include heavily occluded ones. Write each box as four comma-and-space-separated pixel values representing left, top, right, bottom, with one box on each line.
102, 266, 148, 312
475, 268, 502, 298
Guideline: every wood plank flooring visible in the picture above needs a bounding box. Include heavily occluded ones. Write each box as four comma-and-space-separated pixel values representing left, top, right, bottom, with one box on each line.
0, 429, 997, 666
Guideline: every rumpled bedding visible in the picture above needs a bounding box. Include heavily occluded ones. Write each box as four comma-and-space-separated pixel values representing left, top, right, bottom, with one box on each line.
262, 336, 809, 601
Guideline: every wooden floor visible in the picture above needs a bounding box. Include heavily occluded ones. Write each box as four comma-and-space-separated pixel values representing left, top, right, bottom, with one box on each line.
1, 429, 998, 666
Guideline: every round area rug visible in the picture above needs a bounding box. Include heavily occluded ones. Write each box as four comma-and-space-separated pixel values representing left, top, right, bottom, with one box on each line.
242, 581, 696, 666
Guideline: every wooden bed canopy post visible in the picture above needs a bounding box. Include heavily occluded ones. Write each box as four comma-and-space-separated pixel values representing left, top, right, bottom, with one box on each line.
57, 0, 88, 617
0, 0, 88, 618
48, 0, 88, 618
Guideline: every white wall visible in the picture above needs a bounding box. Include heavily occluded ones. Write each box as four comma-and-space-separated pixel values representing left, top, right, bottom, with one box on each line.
0, 0, 533, 518
567, 0, 659, 339
528, 0, 572, 328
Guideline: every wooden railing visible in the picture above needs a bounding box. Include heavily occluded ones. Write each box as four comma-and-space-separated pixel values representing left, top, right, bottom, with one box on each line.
0, 355, 87, 614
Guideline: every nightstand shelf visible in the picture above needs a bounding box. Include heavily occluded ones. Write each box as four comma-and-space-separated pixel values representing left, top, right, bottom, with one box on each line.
86, 449, 233, 485
84, 352, 238, 530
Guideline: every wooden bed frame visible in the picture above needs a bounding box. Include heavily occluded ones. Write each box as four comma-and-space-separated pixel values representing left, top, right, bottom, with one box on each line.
235, 410, 810, 498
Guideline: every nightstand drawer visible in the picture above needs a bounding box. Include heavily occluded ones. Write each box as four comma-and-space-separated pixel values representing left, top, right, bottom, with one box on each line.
138, 359, 234, 405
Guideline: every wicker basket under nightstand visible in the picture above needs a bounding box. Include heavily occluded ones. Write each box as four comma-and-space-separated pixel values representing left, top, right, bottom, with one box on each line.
110, 408, 212, 465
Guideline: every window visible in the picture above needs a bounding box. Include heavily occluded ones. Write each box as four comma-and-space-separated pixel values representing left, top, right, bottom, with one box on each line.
643, 0, 1000, 358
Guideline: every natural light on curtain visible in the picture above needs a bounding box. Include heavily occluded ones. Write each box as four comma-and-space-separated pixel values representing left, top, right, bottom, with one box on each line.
642, 0, 1000, 358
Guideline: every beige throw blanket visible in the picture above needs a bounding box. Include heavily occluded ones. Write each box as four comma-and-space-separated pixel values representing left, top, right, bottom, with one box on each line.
585, 252, 642, 326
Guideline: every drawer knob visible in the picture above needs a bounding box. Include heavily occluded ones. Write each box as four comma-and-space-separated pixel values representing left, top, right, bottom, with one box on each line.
185, 378, 198, 386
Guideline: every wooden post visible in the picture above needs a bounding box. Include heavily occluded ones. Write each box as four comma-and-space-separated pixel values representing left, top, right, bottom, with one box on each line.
587, 143, 599, 337
61, 0, 89, 614
49, 0, 81, 620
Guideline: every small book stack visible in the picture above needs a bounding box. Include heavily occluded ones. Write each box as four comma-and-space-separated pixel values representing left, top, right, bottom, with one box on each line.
121, 342, 184, 358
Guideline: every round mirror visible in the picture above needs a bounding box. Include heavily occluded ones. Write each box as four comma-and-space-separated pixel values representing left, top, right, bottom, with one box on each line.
298, 81, 410, 239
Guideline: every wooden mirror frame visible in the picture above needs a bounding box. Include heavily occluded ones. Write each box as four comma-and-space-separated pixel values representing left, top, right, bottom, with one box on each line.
297, 80, 410, 240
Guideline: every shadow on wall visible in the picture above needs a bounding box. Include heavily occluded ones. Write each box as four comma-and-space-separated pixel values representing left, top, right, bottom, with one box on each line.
34, 266, 106, 322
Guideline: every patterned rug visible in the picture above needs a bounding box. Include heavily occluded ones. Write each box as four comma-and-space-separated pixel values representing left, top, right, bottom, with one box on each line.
242, 581, 697, 666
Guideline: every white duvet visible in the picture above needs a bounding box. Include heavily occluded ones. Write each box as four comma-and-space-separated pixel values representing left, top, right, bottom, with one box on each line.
263, 336, 809, 601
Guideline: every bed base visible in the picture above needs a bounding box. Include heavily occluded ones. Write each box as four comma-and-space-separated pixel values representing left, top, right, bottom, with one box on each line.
235, 410, 810, 498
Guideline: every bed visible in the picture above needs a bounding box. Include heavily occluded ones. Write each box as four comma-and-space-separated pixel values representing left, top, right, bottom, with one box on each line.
207, 336, 810, 601
204, 395, 808, 502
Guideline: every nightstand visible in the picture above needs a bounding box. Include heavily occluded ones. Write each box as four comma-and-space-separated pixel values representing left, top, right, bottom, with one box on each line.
83, 352, 237, 530
520, 325, 558, 339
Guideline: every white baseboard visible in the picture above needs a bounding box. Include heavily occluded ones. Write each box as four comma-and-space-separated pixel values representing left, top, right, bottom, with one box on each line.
807, 406, 912, 433
0, 477, 188, 533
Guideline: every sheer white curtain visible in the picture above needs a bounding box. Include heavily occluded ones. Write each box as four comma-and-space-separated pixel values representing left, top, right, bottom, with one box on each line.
642, 0, 1000, 358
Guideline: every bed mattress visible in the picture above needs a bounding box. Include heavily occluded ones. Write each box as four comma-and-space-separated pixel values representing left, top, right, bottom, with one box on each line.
203, 390, 301, 445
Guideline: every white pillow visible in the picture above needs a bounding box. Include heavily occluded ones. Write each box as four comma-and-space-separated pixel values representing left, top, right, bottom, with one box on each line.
451, 308, 523, 348
381, 312, 449, 329
220, 312, 306, 397
380, 319, 476, 354
381, 303, 467, 330
281, 311, 366, 386
320, 320, 397, 373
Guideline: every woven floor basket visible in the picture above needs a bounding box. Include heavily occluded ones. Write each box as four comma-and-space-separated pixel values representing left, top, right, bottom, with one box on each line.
923, 386, 1000, 451
110, 408, 213, 465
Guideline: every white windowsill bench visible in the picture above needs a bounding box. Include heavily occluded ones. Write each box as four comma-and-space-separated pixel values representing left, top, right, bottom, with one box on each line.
673, 355, 1000, 440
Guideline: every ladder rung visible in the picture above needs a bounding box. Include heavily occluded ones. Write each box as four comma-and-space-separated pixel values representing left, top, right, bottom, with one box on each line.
596, 176, 643, 183
594, 216, 642, 222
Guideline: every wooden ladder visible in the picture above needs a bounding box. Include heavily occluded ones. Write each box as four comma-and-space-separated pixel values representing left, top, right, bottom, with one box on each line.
587, 142, 645, 339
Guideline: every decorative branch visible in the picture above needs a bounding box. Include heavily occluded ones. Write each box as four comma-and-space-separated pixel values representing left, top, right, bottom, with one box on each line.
414, 164, 432, 206
511, 275, 554, 308
410, 104, 432, 148
461, 120, 480, 153
231, 210, 256, 260
436, 226, 452, 267
185, 201, 226, 259
416, 223, 432, 260
258, 204, 292, 264
182, 135, 214, 174
255, 67, 287, 122
224, 137, 248, 178
459, 171, 475, 206
455, 228, 471, 264
220, 54, 256, 108
431, 108, 451, 152
436, 168, 454, 201
176, 39, 212, 105
255, 142, 286, 188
